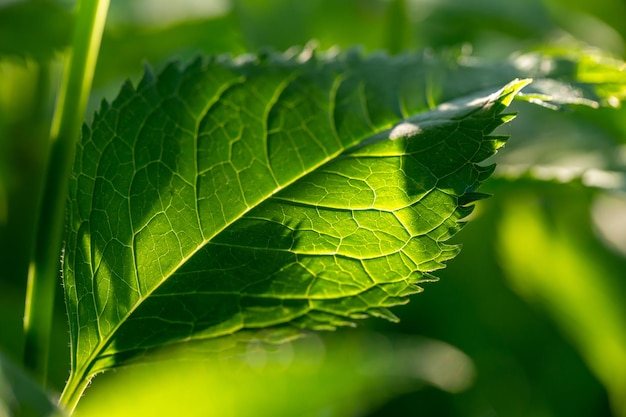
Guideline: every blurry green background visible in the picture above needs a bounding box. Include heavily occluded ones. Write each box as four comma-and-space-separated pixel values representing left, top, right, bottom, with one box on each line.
1, 0, 625, 416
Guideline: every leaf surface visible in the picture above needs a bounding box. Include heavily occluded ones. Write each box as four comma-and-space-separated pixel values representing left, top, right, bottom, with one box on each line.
63, 49, 530, 400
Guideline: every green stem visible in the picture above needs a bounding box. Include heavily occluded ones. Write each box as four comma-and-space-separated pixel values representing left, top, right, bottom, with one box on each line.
59, 371, 93, 415
384, 0, 409, 54
23, 0, 109, 389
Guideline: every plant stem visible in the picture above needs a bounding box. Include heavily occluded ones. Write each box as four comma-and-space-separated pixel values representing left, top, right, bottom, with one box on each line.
59, 369, 93, 414
384, 0, 409, 54
23, 0, 110, 388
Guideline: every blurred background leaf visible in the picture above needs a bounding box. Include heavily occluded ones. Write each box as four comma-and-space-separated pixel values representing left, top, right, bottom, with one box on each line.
0, 352, 60, 417
1, 0, 625, 416
73, 332, 475, 417
496, 180, 626, 415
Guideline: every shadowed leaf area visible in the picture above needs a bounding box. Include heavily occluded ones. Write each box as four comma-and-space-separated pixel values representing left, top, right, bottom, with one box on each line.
67, 47, 608, 395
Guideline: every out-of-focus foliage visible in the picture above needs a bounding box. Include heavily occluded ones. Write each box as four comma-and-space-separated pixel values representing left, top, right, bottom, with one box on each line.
74, 333, 475, 417
497, 181, 626, 415
0, 0, 72, 61
0, 352, 59, 417
1, 0, 625, 416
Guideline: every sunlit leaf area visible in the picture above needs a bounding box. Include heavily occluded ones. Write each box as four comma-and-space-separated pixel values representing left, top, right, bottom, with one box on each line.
1, 0, 625, 416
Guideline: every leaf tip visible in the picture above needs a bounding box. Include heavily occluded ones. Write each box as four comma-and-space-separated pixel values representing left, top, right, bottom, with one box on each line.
499, 78, 533, 107
369, 308, 400, 322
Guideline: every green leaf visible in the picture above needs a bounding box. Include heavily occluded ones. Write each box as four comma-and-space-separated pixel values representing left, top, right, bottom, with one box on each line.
62, 48, 533, 406
514, 48, 626, 109
496, 184, 626, 417
0, 352, 61, 417
73, 332, 474, 417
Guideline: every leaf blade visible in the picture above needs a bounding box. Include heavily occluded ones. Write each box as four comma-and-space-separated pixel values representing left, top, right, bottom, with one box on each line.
63, 50, 530, 399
